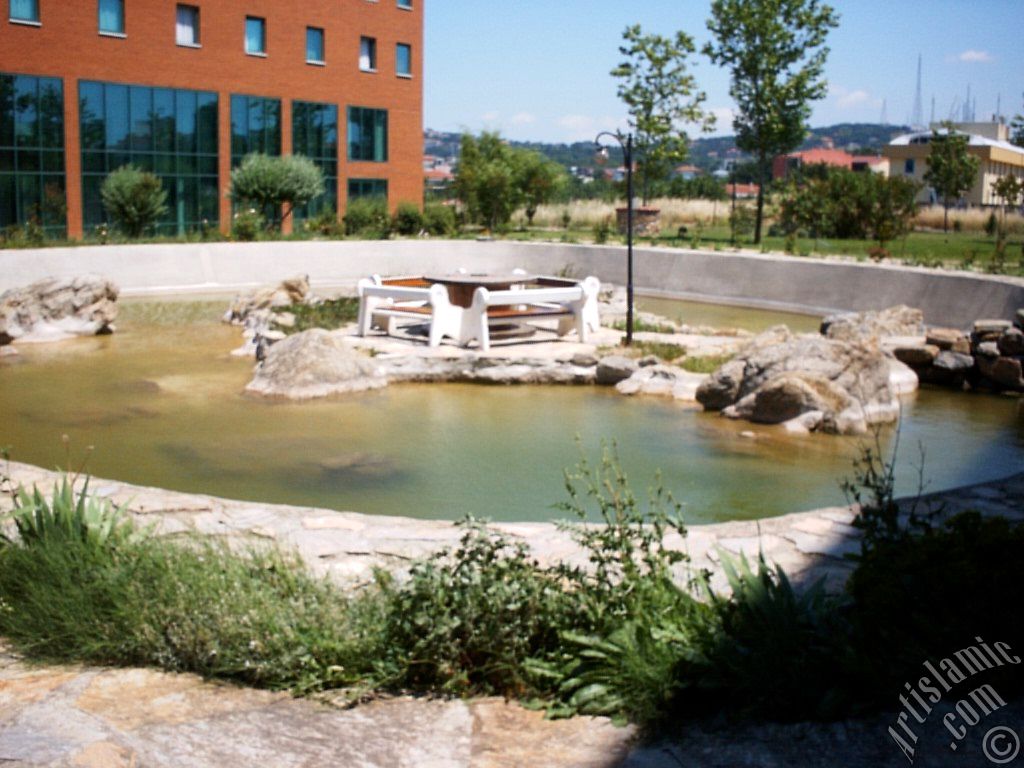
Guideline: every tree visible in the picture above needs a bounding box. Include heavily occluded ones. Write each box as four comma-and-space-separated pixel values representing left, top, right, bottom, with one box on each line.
100, 165, 168, 238
705, 0, 839, 243
516, 151, 566, 225
1010, 93, 1024, 148
992, 174, 1022, 236
229, 153, 325, 230
922, 124, 980, 233
612, 25, 714, 205
864, 174, 918, 252
454, 132, 522, 231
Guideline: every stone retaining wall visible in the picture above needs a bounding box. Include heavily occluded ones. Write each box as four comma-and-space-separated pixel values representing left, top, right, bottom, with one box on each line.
2, 241, 1022, 328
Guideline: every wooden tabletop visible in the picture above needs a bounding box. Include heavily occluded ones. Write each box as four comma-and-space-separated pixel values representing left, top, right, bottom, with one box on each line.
424, 273, 536, 287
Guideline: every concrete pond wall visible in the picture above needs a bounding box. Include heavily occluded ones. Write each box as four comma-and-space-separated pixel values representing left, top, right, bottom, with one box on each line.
2, 240, 1023, 328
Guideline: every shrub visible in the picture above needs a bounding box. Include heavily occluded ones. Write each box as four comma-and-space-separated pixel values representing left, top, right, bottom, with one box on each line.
231, 208, 264, 241
423, 202, 457, 236
593, 216, 612, 244
391, 202, 425, 236
274, 297, 359, 334
344, 196, 391, 238
100, 165, 168, 238
302, 207, 344, 238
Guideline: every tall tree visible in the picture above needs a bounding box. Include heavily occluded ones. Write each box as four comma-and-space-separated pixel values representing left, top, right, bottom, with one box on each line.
922, 123, 980, 233
611, 25, 713, 205
453, 132, 521, 232
515, 151, 567, 226
704, 0, 839, 243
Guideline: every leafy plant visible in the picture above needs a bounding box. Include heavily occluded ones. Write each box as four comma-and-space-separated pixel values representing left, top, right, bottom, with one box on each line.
303, 207, 344, 238
229, 153, 325, 231
391, 202, 425, 235
5, 477, 137, 550
344, 196, 391, 238
423, 202, 458, 236
274, 297, 359, 334
231, 208, 264, 241
923, 124, 981, 233
101, 165, 168, 238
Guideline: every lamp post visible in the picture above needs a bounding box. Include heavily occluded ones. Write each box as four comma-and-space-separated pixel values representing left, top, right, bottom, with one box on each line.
594, 131, 635, 346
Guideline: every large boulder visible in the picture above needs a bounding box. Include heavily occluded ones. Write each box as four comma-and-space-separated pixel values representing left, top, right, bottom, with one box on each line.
245, 329, 387, 399
595, 355, 638, 385
696, 332, 899, 435
820, 305, 924, 342
0, 275, 119, 345
224, 275, 317, 357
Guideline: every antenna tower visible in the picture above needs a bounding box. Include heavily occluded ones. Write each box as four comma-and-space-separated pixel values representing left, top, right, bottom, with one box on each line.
911, 54, 924, 128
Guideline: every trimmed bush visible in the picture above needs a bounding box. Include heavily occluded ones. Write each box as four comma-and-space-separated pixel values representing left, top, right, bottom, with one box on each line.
344, 196, 391, 238
101, 165, 168, 238
423, 202, 457, 236
391, 202, 425, 235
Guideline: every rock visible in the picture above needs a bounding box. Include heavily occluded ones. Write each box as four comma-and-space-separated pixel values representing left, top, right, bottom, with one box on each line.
595, 355, 638, 385
569, 353, 598, 367
0, 275, 119, 345
820, 305, 924, 342
1017, 309, 1024, 330
697, 334, 898, 435
976, 341, 1000, 358
920, 350, 974, 387
317, 453, 397, 478
615, 365, 708, 401
926, 327, 970, 354
977, 356, 1024, 391
224, 275, 313, 325
245, 329, 387, 399
997, 327, 1024, 357
888, 359, 919, 395
971, 319, 1013, 347
892, 344, 939, 367
637, 355, 661, 367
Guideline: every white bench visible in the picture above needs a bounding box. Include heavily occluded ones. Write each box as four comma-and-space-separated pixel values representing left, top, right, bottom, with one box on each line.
462, 276, 601, 351
356, 275, 463, 347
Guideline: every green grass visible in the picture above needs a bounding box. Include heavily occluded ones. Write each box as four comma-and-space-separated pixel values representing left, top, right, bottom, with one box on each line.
678, 354, 734, 374
274, 297, 360, 334
610, 318, 679, 335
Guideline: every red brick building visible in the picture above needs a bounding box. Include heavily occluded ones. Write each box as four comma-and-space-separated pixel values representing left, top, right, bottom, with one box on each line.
0, 0, 423, 238
772, 148, 886, 181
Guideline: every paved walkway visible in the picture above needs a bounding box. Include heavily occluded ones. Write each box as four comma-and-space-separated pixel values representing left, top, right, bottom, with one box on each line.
1, 464, 1022, 767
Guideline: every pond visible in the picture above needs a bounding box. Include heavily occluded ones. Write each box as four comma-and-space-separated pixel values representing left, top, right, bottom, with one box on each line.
2, 298, 1022, 524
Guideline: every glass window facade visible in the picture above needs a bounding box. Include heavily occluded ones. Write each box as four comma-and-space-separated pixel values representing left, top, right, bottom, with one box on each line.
292, 100, 337, 219
79, 80, 218, 234
397, 0, 412, 8
306, 27, 324, 63
230, 94, 281, 167
176, 5, 199, 46
245, 16, 265, 55
347, 107, 387, 162
9, 0, 39, 22
359, 37, 376, 71
348, 178, 387, 202
0, 72, 66, 237
98, 0, 124, 34
396, 43, 411, 77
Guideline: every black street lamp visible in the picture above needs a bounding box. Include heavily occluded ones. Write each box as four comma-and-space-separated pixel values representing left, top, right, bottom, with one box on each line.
594, 131, 635, 346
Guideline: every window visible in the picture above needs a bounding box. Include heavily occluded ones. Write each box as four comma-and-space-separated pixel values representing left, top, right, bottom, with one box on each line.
0, 72, 66, 238
230, 94, 281, 166
348, 178, 387, 201
9, 0, 39, 22
245, 16, 265, 55
359, 36, 376, 71
306, 26, 324, 64
397, 0, 412, 8
98, 0, 124, 34
347, 107, 387, 162
176, 5, 199, 46
904, 159, 915, 175
396, 43, 411, 77
292, 100, 338, 219
80, 80, 218, 235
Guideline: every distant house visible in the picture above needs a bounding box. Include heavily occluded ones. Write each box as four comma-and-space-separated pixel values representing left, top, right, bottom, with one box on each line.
725, 183, 759, 199
882, 122, 1024, 207
672, 164, 702, 180
772, 148, 886, 180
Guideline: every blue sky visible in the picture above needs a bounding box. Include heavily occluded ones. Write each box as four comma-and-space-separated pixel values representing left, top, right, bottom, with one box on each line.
424, 0, 1024, 143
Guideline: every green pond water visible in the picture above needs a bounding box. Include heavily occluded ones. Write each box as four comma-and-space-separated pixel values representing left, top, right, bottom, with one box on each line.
1, 298, 1022, 524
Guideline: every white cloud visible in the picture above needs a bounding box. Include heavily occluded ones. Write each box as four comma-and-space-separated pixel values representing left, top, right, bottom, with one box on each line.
830, 85, 880, 111
554, 114, 624, 142
957, 49, 993, 63
510, 112, 536, 126
480, 111, 500, 123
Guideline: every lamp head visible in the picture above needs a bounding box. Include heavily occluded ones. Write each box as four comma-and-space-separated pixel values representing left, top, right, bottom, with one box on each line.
594, 145, 610, 167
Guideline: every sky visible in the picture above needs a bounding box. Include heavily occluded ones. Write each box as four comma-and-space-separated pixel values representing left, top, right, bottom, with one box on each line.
423, 0, 1024, 144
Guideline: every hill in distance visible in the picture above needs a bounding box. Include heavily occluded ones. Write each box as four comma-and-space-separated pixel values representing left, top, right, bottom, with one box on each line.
424, 123, 910, 171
